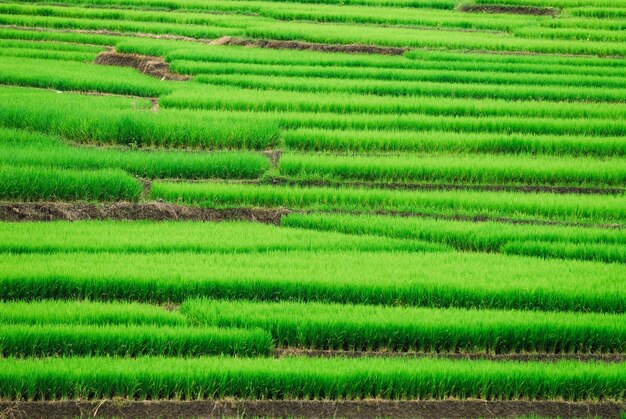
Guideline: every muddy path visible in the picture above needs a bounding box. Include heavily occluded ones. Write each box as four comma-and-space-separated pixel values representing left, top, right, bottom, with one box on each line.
1, 399, 623, 418
95, 50, 190, 81
275, 348, 626, 363
0, 202, 288, 224
458, 4, 560, 17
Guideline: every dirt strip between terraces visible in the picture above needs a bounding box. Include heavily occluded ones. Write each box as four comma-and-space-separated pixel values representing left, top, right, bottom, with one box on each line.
1, 203, 623, 229
458, 4, 560, 16
0, 202, 288, 224
1, 400, 624, 418
275, 348, 626, 363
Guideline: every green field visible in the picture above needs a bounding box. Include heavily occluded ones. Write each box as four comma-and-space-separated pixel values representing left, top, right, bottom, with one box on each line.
0, 0, 625, 416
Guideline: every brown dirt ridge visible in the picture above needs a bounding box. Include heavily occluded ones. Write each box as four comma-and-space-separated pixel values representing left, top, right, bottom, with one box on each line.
275, 348, 626, 363
458, 4, 560, 16
211, 36, 408, 55
0, 202, 288, 224
95, 50, 190, 81
1, 400, 624, 418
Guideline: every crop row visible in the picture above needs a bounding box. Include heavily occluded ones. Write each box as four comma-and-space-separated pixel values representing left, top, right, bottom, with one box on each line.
149, 182, 626, 225
150, 43, 626, 75
1, 5, 624, 56
162, 84, 626, 121
1, 250, 623, 312
0, 323, 271, 357
5, 299, 624, 354
282, 213, 626, 264
1, 128, 269, 180
0, 164, 142, 202
283, 128, 626, 156
173, 60, 626, 90
0, 220, 445, 254
1, 356, 624, 401
0, 87, 280, 149
195, 73, 626, 103
278, 152, 626, 188
183, 299, 626, 353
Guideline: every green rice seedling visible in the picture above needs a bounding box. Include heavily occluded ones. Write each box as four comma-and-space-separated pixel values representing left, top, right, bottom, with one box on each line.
570, 7, 626, 18
473, 0, 626, 8
0, 87, 280, 149
278, 152, 626, 188
281, 213, 626, 263
0, 220, 447, 254
182, 299, 626, 353
1, 250, 624, 312
195, 73, 626, 102
0, 38, 105, 53
0, 165, 142, 202
160, 44, 626, 77
514, 26, 626, 43
176, 60, 626, 90
1, 356, 624, 401
0, 56, 172, 97
0, 27, 127, 46
283, 128, 626, 157
149, 182, 626, 225
0, 128, 270, 179
0, 324, 272, 357
161, 84, 626, 121
273, 111, 626, 137
0, 47, 97, 62
0, 300, 185, 326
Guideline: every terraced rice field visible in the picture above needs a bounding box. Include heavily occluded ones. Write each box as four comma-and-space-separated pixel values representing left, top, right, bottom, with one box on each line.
0, 0, 625, 416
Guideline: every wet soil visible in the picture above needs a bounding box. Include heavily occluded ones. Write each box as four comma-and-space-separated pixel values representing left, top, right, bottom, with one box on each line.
0, 399, 623, 418
458, 4, 560, 16
95, 50, 190, 80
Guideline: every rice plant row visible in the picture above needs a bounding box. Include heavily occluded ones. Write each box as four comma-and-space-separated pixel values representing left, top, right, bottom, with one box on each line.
0, 300, 186, 326
0, 164, 142, 202
282, 213, 626, 264
1, 356, 624, 401
162, 84, 626, 121
0, 128, 270, 180
278, 152, 626, 188
172, 59, 626, 90
1, 250, 623, 312
149, 182, 626, 225
0, 220, 446, 254
195, 73, 626, 103
182, 298, 626, 354
0, 86, 280, 149
283, 128, 626, 157
0, 323, 272, 357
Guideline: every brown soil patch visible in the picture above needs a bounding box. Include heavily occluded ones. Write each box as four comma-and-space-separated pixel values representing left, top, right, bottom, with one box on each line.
458, 4, 559, 16
0, 202, 288, 224
95, 50, 189, 81
276, 348, 626, 363
0, 400, 623, 418
211, 36, 408, 55
262, 149, 282, 167
272, 177, 626, 196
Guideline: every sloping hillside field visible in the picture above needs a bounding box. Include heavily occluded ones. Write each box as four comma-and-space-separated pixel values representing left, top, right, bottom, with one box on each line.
0, 0, 625, 416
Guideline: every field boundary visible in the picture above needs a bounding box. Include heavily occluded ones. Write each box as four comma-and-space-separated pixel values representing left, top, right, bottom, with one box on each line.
1, 399, 624, 418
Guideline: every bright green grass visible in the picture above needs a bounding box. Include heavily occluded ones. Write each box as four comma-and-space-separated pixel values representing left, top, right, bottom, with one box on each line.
0, 300, 185, 326
283, 128, 626, 156
0, 128, 270, 180
196, 73, 626, 102
1, 356, 624, 401
0, 164, 142, 202
161, 83, 626, 121
0, 56, 171, 97
278, 152, 626, 188
282, 213, 626, 264
0, 220, 446, 254
0, 87, 280, 149
174, 60, 626, 90
1, 250, 624, 312
0, 323, 272, 357
149, 182, 626, 225
182, 299, 626, 353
